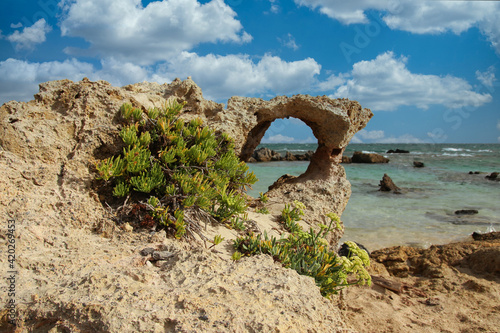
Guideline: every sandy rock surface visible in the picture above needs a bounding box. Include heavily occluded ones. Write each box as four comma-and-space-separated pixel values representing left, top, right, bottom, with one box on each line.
341, 237, 500, 333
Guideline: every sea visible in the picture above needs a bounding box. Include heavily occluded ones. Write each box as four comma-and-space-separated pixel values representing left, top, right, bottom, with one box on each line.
246, 143, 500, 251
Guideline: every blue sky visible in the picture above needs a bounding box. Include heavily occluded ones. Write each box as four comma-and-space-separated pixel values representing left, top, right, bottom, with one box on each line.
1, 0, 499, 143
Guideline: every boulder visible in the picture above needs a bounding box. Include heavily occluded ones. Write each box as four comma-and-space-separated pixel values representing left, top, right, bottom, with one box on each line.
413, 161, 425, 168
485, 172, 499, 180
379, 174, 401, 194
351, 151, 389, 163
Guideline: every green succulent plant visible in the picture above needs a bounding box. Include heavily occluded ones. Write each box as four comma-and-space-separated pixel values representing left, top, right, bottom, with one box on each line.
95, 99, 257, 239
234, 210, 371, 298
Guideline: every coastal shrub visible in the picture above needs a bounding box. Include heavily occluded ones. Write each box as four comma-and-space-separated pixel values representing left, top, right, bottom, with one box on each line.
233, 211, 371, 298
95, 100, 257, 239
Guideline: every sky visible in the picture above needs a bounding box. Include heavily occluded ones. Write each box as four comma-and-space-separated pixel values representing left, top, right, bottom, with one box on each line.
1, 0, 499, 144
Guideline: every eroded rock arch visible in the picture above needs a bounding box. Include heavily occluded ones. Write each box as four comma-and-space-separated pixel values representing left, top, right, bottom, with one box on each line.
209, 94, 372, 242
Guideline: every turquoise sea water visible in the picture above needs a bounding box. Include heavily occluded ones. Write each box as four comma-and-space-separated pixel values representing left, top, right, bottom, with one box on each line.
246, 143, 500, 251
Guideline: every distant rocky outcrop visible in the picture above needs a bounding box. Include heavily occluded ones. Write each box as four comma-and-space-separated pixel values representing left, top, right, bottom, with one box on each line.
351, 151, 389, 163
249, 147, 314, 162
387, 149, 409, 153
379, 174, 401, 193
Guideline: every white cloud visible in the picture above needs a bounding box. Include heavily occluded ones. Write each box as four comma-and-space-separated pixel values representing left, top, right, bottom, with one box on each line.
269, 0, 280, 14
157, 52, 321, 100
0, 58, 94, 103
329, 52, 491, 111
298, 136, 316, 144
10, 23, 23, 29
294, 0, 388, 25
294, 0, 500, 54
278, 33, 299, 51
59, 0, 251, 65
315, 73, 346, 91
351, 129, 425, 143
0, 53, 321, 105
356, 129, 385, 140
4, 19, 52, 51
476, 66, 496, 88
262, 134, 296, 143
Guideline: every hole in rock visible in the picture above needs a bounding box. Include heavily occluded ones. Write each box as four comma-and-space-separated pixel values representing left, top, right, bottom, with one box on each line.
244, 118, 317, 198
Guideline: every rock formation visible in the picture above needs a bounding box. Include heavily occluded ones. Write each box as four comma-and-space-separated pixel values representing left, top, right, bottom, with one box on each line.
413, 161, 425, 168
379, 174, 401, 193
0, 77, 371, 331
351, 151, 389, 163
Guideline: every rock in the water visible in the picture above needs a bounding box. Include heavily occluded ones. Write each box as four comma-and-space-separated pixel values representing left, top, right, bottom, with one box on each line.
379, 174, 401, 193
341, 155, 352, 163
351, 151, 389, 163
413, 161, 425, 168
455, 209, 479, 215
485, 172, 499, 180
387, 149, 409, 153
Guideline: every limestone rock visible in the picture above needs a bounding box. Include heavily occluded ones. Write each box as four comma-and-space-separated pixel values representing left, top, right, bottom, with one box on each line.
0, 78, 360, 332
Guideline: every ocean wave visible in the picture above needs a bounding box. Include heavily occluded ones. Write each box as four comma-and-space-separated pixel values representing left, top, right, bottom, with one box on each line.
442, 147, 471, 152
441, 153, 474, 157
477, 149, 493, 153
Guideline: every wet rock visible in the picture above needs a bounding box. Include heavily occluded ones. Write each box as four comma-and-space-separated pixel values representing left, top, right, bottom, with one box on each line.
351, 151, 389, 163
472, 231, 500, 241
455, 209, 479, 215
485, 172, 499, 180
413, 161, 425, 168
378, 174, 401, 194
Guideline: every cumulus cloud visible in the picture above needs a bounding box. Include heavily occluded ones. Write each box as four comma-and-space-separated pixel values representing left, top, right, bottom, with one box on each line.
262, 134, 295, 143
294, 0, 500, 54
4, 19, 52, 51
156, 52, 321, 100
0, 58, 94, 103
476, 66, 496, 88
327, 52, 491, 111
59, 0, 251, 65
0, 52, 322, 105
